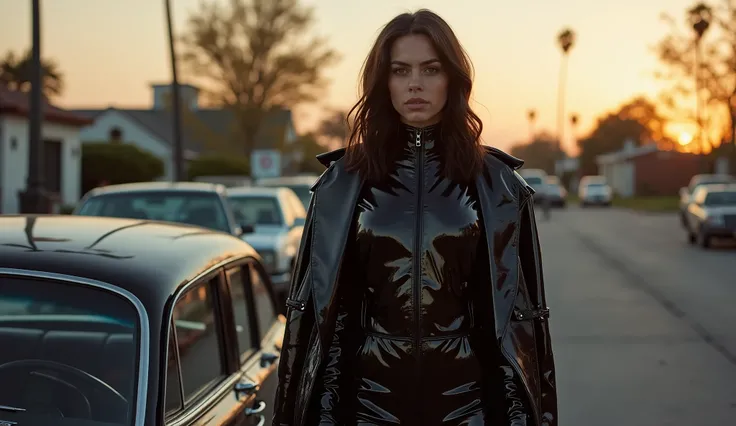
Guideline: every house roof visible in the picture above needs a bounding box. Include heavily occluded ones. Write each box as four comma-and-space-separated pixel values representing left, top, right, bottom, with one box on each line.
596, 143, 660, 165
71, 107, 293, 153
0, 86, 92, 127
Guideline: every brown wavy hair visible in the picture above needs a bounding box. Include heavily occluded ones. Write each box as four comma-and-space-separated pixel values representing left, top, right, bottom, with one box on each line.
344, 9, 485, 183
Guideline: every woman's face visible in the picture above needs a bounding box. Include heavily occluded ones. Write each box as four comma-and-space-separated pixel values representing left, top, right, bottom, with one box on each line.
389, 34, 448, 128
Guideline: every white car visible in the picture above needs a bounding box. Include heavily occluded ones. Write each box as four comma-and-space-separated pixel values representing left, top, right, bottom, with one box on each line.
578, 176, 613, 206
227, 186, 306, 302
519, 169, 549, 204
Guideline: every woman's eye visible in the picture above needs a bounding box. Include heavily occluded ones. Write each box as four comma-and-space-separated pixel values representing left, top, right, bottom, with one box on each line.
392, 68, 408, 75
424, 67, 440, 74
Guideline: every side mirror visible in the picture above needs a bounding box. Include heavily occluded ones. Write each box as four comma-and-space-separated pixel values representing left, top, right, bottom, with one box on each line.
239, 223, 255, 235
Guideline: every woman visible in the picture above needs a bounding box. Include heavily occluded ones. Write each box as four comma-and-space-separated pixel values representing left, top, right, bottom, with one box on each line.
272, 9, 557, 426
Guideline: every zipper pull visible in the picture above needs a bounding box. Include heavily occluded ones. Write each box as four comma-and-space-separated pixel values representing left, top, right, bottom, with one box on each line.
415, 130, 422, 147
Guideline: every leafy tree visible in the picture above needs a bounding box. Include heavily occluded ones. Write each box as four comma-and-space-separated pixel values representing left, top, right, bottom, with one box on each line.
576, 97, 670, 175
179, 0, 340, 156
510, 132, 564, 174
654, 0, 736, 156
317, 109, 350, 148
0, 49, 64, 97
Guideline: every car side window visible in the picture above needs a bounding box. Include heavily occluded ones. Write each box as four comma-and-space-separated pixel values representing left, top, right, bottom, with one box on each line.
172, 276, 225, 401
249, 262, 277, 340
226, 265, 257, 362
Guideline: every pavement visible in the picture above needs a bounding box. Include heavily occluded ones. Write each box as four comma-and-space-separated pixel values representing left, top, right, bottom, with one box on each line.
540, 205, 736, 425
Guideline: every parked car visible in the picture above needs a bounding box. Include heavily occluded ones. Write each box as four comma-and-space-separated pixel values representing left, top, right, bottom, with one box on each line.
544, 178, 567, 207
578, 176, 613, 206
678, 174, 734, 227
73, 182, 254, 237
227, 186, 306, 306
518, 169, 549, 204
256, 175, 319, 209
684, 183, 736, 248
0, 215, 284, 425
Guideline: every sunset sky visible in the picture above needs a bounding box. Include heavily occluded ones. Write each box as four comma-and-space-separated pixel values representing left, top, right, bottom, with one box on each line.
0, 0, 702, 152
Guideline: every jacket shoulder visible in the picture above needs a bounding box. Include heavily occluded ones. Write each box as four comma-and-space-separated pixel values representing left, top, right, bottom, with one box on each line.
481, 146, 534, 199
310, 148, 349, 191
316, 147, 347, 167
482, 146, 524, 170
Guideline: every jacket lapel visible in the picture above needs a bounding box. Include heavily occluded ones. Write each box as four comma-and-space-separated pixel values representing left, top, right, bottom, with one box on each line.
309, 161, 362, 350
475, 160, 522, 342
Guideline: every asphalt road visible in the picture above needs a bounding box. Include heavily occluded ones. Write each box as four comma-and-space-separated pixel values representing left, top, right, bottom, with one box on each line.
540, 205, 736, 425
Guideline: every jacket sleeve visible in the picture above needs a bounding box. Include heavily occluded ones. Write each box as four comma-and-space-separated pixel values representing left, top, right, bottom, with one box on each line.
518, 192, 558, 426
272, 193, 317, 426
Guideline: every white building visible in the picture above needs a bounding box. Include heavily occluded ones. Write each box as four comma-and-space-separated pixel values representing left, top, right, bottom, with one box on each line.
0, 87, 91, 214
72, 83, 299, 181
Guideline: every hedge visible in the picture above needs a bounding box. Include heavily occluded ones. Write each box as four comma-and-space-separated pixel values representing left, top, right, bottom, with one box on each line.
81, 142, 164, 195
187, 155, 250, 180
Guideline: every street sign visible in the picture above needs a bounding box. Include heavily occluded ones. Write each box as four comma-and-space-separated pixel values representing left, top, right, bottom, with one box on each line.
251, 149, 281, 179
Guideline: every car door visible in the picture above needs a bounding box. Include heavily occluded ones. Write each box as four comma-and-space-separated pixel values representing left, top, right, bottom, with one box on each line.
164, 270, 256, 426
228, 259, 286, 425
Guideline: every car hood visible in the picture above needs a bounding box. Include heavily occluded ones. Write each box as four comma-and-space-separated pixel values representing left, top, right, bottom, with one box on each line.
706, 205, 736, 215
241, 226, 287, 250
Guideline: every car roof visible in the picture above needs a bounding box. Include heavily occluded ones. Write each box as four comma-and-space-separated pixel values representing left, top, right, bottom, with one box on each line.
698, 183, 736, 193
257, 176, 318, 186
226, 186, 289, 197
85, 181, 226, 197
0, 215, 257, 314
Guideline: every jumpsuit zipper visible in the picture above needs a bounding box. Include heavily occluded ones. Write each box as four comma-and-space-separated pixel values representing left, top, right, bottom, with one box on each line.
413, 128, 424, 417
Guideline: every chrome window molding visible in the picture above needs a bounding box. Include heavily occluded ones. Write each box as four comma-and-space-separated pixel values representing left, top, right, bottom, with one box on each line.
0, 268, 150, 426
163, 254, 258, 425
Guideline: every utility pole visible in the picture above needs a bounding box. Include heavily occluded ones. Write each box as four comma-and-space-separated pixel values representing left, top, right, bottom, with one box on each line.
165, 0, 184, 181
19, 0, 48, 213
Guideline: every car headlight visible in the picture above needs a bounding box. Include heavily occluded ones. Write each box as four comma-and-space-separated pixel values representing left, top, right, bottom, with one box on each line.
259, 250, 277, 272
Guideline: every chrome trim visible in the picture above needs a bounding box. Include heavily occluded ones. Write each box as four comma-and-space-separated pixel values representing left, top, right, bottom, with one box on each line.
163, 255, 258, 425
0, 268, 150, 426
0, 405, 24, 413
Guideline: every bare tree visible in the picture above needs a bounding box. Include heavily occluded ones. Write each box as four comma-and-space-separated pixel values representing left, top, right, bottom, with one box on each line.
179, 0, 340, 155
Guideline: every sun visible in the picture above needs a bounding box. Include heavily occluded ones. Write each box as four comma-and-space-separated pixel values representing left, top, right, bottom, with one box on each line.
678, 132, 693, 146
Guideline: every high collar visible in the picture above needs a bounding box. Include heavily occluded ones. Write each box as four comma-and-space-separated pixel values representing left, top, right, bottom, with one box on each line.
403, 122, 440, 149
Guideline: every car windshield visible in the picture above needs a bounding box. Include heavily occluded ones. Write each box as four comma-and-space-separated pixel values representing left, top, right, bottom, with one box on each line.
586, 183, 607, 188
77, 191, 231, 233
0, 275, 140, 425
704, 191, 736, 206
229, 196, 284, 226
524, 176, 544, 186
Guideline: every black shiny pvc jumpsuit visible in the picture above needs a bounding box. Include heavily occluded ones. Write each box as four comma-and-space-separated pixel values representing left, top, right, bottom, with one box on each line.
309, 124, 511, 425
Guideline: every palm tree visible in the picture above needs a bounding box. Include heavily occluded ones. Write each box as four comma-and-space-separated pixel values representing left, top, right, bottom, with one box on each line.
556, 28, 576, 160
688, 2, 712, 156
527, 109, 537, 141
0, 49, 64, 97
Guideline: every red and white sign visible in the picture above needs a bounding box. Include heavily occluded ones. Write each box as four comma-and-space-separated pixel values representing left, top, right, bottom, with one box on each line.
251, 150, 281, 178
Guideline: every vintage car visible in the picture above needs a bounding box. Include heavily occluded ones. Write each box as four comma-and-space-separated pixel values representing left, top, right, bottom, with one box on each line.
0, 215, 285, 426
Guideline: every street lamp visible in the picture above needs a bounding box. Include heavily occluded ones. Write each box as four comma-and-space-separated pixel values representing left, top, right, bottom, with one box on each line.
18, 0, 49, 213
556, 28, 576, 165
688, 2, 711, 165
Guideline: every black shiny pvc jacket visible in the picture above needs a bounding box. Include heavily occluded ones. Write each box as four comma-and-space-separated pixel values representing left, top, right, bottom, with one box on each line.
272, 124, 557, 426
